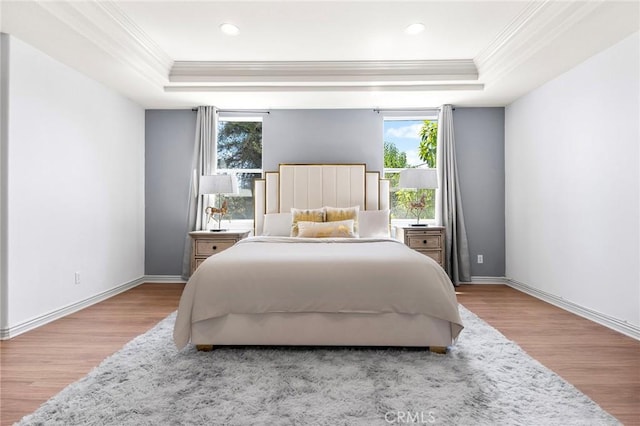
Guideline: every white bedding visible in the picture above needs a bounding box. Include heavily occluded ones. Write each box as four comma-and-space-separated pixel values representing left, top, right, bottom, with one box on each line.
174, 237, 463, 349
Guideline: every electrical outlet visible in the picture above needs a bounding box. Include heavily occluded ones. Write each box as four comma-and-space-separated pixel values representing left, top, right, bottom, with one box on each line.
477, 255, 484, 264
75, 272, 81, 285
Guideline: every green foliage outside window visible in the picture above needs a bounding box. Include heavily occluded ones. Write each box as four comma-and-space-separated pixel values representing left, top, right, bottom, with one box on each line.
419, 120, 437, 168
384, 120, 438, 220
383, 141, 408, 169
216, 121, 262, 220
217, 121, 262, 170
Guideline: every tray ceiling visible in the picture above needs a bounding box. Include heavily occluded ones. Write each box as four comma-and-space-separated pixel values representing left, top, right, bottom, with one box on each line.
1, 1, 638, 109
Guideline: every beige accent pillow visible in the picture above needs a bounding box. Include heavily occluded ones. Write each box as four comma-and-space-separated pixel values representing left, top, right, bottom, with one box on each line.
325, 206, 359, 234
297, 219, 356, 238
290, 207, 325, 237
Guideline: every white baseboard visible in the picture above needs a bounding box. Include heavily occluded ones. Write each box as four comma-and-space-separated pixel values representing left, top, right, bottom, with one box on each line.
143, 275, 187, 283
468, 276, 508, 284
9, 274, 634, 342
0, 276, 146, 340
507, 278, 640, 341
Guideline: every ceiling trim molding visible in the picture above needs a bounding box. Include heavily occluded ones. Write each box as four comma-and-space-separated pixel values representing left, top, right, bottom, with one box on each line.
475, 0, 606, 84
95, 2, 173, 71
35, 0, 172, 85
164, 83, 484, 93
169, 59, 479, 83
474, 1, 548, 71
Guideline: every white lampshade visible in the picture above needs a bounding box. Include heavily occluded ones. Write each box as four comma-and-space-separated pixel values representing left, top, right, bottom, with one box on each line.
399, 168, 438, 190
199, 174, 239, 195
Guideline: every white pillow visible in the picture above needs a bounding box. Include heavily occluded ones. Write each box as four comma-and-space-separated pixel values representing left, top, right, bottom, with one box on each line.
358, 210, 390, 238
262, 213, 293, 236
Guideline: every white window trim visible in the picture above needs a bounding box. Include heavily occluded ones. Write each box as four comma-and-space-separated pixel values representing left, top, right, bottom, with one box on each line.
214, 117, 263, 225
219, 115, 264, 123
383, 116, 439, 225
216, 168, 262, 174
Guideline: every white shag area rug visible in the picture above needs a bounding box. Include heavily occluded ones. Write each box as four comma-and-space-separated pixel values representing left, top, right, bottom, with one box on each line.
17, 306, 619, 425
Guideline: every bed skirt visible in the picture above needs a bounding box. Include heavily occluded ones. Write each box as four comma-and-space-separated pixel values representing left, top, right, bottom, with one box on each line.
191, 312, 456, 347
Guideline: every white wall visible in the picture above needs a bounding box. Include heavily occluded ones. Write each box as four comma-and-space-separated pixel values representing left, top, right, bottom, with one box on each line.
0, 34, 8, 329
3, 36, 145, 332
505, 32, 639, 329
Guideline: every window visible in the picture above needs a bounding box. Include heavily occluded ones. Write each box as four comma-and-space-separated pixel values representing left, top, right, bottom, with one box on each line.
383, 117, 438, 223
216, 116, 263, 222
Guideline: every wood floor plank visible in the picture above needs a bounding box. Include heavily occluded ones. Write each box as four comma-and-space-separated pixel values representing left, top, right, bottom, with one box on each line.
1, 283, 638, 425
456, 285, 640, 426
0, 283, 184, 425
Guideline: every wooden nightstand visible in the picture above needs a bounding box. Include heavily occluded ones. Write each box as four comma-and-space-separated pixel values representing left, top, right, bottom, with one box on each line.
398, 226, 446, 269
189, 230, 250, 275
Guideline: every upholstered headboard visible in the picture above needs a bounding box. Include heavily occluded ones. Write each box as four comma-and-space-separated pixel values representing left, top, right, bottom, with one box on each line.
254, 164, 390, 235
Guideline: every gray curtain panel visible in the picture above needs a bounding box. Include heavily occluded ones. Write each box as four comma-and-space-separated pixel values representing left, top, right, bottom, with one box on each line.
181, 106, 218, 279
437, 105, 471, 284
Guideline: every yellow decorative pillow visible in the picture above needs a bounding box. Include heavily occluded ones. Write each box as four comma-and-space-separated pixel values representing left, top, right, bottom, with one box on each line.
325, 206, 359, 234
290, 207, 325, 237
297, 220, 356, 238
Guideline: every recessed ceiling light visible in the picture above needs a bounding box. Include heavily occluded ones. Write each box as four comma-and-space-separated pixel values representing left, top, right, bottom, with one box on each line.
220, 23, 240, 36
405, 23, 425, 35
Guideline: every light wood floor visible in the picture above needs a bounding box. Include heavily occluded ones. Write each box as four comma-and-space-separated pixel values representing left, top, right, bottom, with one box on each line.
457, 285, 640, 425
1, 283, 638, 425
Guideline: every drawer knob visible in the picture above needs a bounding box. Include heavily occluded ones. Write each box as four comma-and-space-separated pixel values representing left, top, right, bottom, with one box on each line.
423, 240, 427, 244
212, 245, 217, 250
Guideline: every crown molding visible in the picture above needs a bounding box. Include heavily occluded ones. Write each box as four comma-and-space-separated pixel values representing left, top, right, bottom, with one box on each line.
35, 0, 172, 86
475, 0, 606, 84
169, 59, 479, 84
474, 1, 547, 72
165, 83, 484, 93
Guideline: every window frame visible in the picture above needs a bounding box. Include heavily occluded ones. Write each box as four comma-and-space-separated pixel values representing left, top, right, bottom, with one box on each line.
382, 115, 439, 228
215, 115, 264, 230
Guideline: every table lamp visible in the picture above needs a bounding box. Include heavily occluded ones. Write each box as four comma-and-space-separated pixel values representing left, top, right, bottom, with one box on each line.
199, 174, 239, 231
399, 168, 438, 226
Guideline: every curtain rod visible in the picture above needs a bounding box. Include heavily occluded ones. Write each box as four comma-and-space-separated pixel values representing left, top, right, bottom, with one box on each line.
191, 108, 270, 114
373, 107, 454, 114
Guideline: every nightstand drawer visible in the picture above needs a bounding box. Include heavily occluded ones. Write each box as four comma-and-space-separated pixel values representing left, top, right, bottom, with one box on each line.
408, 234, 442, 250
194, 240, 236, 256
189, 230, 251, 276
400, 226, 446, 272
194, 258, 207, 270
416, 249, 442, 265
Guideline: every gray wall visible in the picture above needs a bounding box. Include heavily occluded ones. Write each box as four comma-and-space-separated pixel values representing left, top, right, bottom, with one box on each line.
144, 107, 506, 278
263, 109, 383, 172
144, 108, 383, 275
145, 110, 196, 275
454, 107, 505, 277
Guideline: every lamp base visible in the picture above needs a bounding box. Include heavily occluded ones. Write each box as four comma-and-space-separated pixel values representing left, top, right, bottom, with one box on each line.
210, 229, 228, 232
411, 224, 428, 227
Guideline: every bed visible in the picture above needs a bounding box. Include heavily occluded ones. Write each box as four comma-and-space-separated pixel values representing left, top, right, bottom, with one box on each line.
173, 164, 463, 352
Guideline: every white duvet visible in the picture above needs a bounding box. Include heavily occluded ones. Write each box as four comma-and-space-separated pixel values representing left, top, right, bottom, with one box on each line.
174, 237, 463, 349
